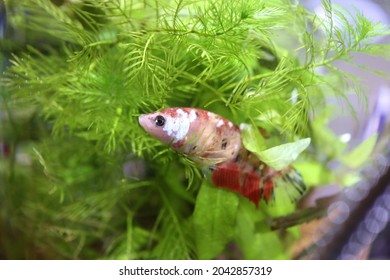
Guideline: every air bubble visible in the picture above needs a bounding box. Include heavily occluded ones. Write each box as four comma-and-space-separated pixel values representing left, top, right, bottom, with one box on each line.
356, 224, 375, 245
345, 187, 365, 201
372, 206, 389, 223
364, 207, 388, 234
340, 241, 361, 259
327, 201, 350, 224
381, 194, 390, 209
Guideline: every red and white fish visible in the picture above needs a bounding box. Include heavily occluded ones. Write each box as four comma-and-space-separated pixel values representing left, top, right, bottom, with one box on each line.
139, 107, 305, 207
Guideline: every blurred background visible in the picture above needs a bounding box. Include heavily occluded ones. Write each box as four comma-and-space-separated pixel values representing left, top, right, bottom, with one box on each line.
297, 0, 390, 260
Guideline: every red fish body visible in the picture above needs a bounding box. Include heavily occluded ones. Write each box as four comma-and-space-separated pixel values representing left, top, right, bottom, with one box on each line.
139, 107, 305, 207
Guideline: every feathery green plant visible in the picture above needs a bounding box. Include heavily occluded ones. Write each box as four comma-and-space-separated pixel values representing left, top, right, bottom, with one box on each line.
1, 0, 389, 259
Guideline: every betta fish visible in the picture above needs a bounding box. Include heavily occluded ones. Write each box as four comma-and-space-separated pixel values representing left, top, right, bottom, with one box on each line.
139, 107, 305, 207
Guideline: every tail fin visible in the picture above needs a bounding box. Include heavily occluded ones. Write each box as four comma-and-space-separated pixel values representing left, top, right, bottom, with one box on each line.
210, 162, 306, 207
281, 167, 307, 199
211, 162, 273, 207
211, 162, 263, 206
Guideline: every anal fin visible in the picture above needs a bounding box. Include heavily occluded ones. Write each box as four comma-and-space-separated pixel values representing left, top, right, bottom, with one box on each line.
211, 162, 266, 207
262, 179, 274, 203
211, 162, 241, 193
242, 172, 261, 207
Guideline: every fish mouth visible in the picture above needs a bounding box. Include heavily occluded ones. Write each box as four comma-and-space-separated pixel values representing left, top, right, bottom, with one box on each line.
138, 114, 147, 128
139, 114, 154, 133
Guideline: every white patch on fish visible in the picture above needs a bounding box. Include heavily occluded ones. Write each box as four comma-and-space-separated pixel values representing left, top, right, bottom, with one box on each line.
163, 109, 191, 143
216, 119, 224, 128
189, 110, 197, 122
228, 121, 233, 128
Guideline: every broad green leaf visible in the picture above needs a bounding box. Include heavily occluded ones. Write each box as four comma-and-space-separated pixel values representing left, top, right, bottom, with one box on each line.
340, 134, 377, 168
193, 182, 239, 259
241, 123, 267, 154
293, 161, 335, 186
257, 138, 311, 171
261, 186, 297, 216
248, 232, 286, 259
235, 203, 288, 259
242, 124, 311, 171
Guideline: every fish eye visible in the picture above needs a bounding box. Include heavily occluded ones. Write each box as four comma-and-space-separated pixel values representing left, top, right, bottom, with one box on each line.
155, 115, 165, 127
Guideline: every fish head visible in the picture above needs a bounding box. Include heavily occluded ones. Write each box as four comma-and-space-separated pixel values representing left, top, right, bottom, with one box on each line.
138, 107, 198, 145
138, 111, 171, 144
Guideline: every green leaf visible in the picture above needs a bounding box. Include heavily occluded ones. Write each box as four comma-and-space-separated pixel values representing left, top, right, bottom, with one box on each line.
261, 186, 297, 216
241, 123, 267, 153
243, 134, 311, 171
234, 203, 288, 259
193, 182, 239, 259
264, 138, 310, 170
257, 138, 310, 171
241, 124, 310, 171
340, 134, 377, 168
293, 161, 335, 186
